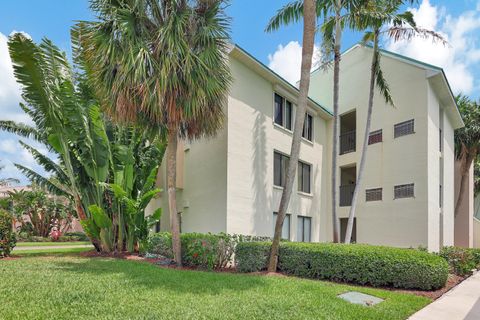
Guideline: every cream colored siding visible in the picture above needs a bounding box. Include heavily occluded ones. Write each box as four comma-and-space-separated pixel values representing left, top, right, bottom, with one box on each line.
226, 57, 329, 241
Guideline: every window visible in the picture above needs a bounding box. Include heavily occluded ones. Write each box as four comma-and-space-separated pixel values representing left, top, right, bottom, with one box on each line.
366, 188, 382, 202
273, 213, 290, 240
297, 216, 311, 242
439, 185, 442, 208
298, 161, 311, 193
302, 113, 313, 141
274, 151, 289, 187
394, 183, 414, 199
368, 129, 382, 145
439, 128, 442, 152
394, 119, 415, 138
274, 93, 293, 130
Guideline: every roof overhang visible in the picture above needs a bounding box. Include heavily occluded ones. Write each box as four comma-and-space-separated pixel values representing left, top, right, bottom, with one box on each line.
228, 44, 333, 120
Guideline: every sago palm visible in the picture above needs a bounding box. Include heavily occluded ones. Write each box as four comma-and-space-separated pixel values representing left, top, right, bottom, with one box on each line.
343, 0, 446, 243
74, 0, 232, 266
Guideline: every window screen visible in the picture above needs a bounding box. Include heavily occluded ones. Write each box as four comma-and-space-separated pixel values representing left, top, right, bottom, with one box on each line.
366, 188, 382, 201
298, 161, 311, 193
368, 129, 383, 145
297, 216, 311, 242
394, 119, 414, 138
394, 183, 414, 199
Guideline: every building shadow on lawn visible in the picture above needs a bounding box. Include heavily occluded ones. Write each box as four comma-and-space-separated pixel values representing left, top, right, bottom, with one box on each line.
52, 258, 268, 295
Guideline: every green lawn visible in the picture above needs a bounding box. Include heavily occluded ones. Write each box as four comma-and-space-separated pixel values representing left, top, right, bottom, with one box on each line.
16, 241, 91, 247
11, 247, 93, 257
0, 255, 430, 320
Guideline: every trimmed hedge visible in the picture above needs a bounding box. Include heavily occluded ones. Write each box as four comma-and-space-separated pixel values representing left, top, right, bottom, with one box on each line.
235, 242, 448, 290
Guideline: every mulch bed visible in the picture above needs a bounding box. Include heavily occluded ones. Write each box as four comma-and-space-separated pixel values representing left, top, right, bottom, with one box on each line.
52, 250, 469, 300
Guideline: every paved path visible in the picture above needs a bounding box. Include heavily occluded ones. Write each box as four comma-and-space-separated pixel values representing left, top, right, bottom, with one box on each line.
409, 271, 480, 320
14, 244, 93, 251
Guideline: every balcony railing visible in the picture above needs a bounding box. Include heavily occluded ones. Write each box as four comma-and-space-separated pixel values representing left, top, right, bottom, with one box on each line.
340, 130, 356, 155
340, 184, 356, 207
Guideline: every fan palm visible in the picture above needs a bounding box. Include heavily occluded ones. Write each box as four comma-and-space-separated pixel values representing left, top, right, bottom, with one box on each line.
343, 0, 446, 243
454, 95, 480, 216
74, 0, 232, 266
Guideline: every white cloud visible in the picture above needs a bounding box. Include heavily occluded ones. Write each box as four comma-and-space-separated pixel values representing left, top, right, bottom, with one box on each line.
386, 0, 480, 94
268, 41, 321, 84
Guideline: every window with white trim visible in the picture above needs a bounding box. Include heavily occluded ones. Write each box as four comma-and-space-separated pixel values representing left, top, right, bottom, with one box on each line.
298, 161, 311, 194
394, 119, 415, 138
394, 183, 414, 199
274, 151, 289, 187
273, 212, 291, 240
274, 93, 293, 130
297, 216, 311, 242
366, 188, 382, 202
302, 113, 313, 141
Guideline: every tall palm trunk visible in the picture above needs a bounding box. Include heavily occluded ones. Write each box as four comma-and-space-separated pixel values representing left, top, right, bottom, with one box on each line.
331, 0, 342, 243
267, 0, 316, 272
345, 32, 379, 243
454, 146, 477, 217
167, 129, 182, 266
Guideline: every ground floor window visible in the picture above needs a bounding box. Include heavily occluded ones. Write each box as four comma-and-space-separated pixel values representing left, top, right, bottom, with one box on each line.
340, 217, 357, 243
273, 212, 291, 240
297, 216, 311, 242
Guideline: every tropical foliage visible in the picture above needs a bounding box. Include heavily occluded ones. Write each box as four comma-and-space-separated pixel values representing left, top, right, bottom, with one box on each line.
0, 33, 165, 253
7, 188, 76, 238
75, 0, 232, 265
455, 94, 480, 215
0, 208, 16, 257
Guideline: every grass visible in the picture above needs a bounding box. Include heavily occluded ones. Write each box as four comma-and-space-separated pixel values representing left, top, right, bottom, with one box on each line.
11, 247, 93, 257
0, 255, 430, 320
16, 241, 91, 247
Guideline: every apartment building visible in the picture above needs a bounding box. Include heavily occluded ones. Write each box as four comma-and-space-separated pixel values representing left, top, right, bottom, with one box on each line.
147, 43, 464, 251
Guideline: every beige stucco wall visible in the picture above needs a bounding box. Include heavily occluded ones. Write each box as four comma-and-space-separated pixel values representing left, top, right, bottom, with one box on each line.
225, 57, 330, 241
454, 161, 474, 247
308, 45, 456, 250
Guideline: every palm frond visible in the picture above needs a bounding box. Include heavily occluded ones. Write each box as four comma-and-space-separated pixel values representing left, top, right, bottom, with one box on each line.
14, 164, 71, 198
265, 0, 304, 32
0, 120, 44, 142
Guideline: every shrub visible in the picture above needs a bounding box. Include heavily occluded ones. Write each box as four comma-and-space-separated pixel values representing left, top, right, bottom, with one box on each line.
0, 209, 16, 257
439, 246, 478, 276
235, 242, 448, 290
146, 232, 236, 270
65, 232, 89, 241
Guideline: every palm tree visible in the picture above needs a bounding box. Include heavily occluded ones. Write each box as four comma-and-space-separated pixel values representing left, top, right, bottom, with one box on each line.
75, 0, 232, 266
454, 95, 480, 217
267, 0, 365, 243
0, 163, 19, 187
343, 0, 446, 243
266, 0, 317, 272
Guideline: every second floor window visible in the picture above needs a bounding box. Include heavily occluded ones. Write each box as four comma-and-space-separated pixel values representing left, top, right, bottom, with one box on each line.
274, 151, 289, 187
394, 119, 415, 138
274, 93, 293, 130
368, 129, 383, 145
298, 161, 311, 193
394, 183, 415, 199
366, 188, 382, 201
302, 113, 313, 141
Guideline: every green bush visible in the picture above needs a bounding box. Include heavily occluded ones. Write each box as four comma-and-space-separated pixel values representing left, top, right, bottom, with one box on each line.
0, 209, 16, 257
65, 232, 89, 241
439, 246, 479, 276
146, 232, 271, 270
235, 242, 449, 290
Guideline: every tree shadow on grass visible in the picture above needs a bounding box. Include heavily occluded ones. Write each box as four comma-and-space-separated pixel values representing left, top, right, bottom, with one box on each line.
52, 257, 269, 295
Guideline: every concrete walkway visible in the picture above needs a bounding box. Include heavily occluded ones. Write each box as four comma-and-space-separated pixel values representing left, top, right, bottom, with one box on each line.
409, 271, 480, 320
14, 244, 93, 251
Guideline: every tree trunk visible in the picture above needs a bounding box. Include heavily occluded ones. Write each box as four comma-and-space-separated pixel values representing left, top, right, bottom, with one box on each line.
344, 33, 378, 244
267, 0, 316, 272
331, 0, 342, 243
454, 147, 477, 217
167, 130, 182, 266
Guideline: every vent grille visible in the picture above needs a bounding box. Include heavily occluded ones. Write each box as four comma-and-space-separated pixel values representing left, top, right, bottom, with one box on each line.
394, 119, 414, 138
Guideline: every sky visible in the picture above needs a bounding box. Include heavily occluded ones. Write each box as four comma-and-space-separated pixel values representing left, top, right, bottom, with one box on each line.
0, 0, 479, 184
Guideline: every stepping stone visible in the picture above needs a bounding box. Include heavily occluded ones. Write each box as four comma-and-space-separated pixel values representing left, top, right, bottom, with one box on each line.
338, 291, 384, 306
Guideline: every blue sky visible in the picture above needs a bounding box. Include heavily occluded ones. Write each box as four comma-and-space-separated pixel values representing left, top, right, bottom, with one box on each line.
0, 0, 479, 184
